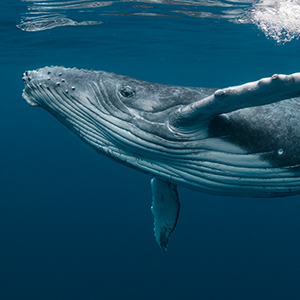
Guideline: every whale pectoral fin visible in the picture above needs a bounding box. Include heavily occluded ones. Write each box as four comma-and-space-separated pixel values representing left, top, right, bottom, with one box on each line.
170, 72, 300, 128
151, 177, 180, 252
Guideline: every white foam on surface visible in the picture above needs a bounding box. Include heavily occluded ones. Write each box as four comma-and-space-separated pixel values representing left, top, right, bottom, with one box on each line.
251, 0, 300, 43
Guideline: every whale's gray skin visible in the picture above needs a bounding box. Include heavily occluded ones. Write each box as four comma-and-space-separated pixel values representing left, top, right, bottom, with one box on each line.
22, 67, 300, 251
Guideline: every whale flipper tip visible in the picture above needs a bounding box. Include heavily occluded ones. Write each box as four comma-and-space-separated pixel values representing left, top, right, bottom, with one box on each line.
151, 177, 180, 252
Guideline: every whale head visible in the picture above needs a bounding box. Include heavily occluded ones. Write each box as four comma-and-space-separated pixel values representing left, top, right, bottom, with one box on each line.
22, 66, 213, 166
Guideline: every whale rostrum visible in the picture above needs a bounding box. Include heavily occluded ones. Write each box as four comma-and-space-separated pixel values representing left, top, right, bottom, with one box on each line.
22, 67, 300, 251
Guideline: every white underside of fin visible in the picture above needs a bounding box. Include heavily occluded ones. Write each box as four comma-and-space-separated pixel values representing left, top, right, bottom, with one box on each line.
151, 177, 180, 252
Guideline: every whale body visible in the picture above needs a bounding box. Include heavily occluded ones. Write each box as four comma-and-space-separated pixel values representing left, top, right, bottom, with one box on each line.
22, 67, 300, 251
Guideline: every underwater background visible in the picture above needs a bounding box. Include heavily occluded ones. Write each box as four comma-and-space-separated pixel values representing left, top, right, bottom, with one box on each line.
2, 0, 300, 299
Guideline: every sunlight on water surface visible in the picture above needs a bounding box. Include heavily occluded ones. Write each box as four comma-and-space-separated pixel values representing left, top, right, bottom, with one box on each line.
17, 0, 300, 44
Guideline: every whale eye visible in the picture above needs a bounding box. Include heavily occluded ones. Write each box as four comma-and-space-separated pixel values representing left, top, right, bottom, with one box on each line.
120, 86, 135, 98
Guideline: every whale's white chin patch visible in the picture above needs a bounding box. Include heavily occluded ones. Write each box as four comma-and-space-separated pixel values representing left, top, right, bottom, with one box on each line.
22, 91, 39, 107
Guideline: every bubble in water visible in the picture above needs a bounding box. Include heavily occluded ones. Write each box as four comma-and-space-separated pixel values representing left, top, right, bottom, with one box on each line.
278, 148, 284, 155
251, 0, 300, 43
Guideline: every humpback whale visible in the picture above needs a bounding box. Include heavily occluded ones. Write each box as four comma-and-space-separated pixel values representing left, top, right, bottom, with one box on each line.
22, 67, 300, 251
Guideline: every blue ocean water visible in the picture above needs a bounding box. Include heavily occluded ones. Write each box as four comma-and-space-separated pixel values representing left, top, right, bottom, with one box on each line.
2, 0, 300, 299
